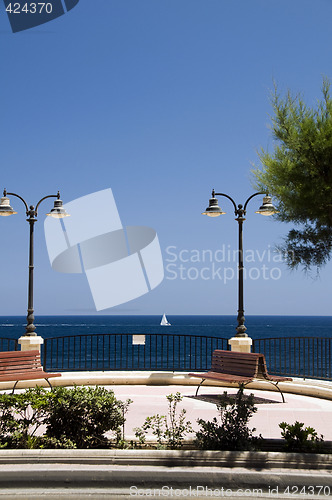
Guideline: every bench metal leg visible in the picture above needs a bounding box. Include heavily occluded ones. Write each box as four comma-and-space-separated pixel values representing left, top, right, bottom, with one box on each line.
11, 381, 19, 394
11, 378, 54, 394
242, 380, 285, 403
45, 378, 54, 390
273, 382, 285, 403
265, 381, 285, 403
195, 379, 206, 397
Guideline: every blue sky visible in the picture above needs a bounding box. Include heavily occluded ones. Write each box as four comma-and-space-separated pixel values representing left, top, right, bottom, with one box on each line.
0, 0, 331, 316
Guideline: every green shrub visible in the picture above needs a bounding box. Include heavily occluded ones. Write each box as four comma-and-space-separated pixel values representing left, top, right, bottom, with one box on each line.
0, 385, 130, 449
195, 385, 262, 451
134, 392, 193, 449
38, 436, 77, 449
114, 398, 133, 448
45, 386, 126, 448
0, 387, 50, 448
279, 421, 324, 453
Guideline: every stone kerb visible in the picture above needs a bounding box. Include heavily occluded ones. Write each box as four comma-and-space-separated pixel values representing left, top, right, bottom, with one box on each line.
0, 371, 332, 401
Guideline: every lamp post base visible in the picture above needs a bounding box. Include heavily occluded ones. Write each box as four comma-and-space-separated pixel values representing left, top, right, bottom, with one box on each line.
228, 336, 252, 353
18, 336, 44, 352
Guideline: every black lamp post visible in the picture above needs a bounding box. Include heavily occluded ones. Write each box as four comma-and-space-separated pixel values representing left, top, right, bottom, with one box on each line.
0, 189, 69, 337
202, 190, 278, 338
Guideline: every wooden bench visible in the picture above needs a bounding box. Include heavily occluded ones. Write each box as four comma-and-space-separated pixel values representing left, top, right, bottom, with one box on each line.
189, 349, 292, 403
0, 350, 61, 392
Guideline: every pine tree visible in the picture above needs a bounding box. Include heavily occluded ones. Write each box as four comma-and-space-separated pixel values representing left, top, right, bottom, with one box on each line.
253, 79, 332, 270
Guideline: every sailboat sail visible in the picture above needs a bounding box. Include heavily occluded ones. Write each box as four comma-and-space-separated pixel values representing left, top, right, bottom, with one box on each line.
160, 313, 171, 326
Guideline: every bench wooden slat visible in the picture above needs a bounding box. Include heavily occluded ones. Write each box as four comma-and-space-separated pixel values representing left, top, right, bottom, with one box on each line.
212, 357, 257, 365
0, 372, 61, 382
0, 350, 61, 391
0, 367, 44, 375
0, 364, 43, 372
0, 350, 41, 359
0, 360, 40, 366
212, 360, 258, 371
0, 360, 41, 368
211, 350, 262, 359
211, 351, 262, 361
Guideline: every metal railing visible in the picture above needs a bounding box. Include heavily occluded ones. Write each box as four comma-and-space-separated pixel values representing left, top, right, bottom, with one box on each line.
0, 337, 18, 352
43, 333, 229, 372
42, 334, 332, 380
253, 337, 332, 380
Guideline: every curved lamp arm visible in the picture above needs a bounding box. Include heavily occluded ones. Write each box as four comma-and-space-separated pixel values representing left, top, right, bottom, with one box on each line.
212, 190, 237, 214
4, 190, 29, 214
35, 191, 60, 214
243, 191, 267, 212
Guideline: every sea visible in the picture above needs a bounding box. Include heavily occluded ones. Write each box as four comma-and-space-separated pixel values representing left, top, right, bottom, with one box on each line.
0, 315, 331, 340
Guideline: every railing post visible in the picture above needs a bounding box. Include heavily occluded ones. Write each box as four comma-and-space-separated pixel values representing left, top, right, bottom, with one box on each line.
43, 339, 47, 371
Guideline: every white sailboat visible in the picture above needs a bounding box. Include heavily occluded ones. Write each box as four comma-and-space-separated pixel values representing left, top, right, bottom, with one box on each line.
160, 313, 171, 326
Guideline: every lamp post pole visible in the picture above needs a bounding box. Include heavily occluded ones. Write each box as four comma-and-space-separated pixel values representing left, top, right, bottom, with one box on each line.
202, 190, 278, 341
237, 203, 246, 337
0, 189, 69, 338
27, 202, 36, 336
